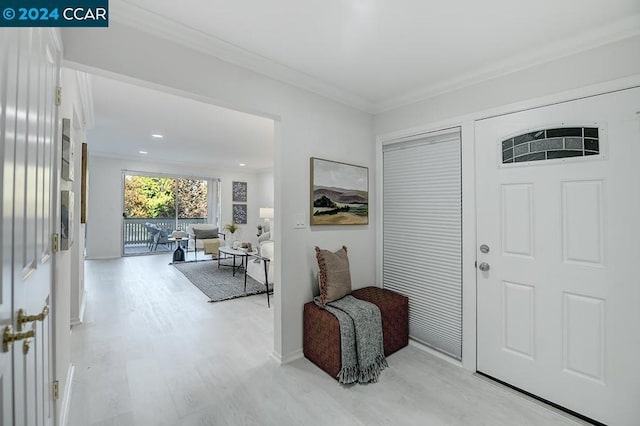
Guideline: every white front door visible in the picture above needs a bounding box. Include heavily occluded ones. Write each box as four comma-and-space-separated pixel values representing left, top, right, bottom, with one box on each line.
1, 28, 61, 425
476, 87, 640, 425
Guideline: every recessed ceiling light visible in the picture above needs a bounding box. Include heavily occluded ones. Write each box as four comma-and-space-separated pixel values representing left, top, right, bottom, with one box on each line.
239, 163, 246, 167
139, 151, 148, 154
151, 134, 164, 139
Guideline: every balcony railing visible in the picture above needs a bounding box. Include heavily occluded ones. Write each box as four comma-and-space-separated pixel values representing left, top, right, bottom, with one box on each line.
123, 217, 208, 246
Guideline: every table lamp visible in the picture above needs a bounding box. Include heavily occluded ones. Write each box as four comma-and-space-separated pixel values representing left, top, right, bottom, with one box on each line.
260, 207, 274, 233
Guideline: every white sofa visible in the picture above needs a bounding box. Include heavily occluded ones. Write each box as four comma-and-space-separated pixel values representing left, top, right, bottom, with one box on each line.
187, 224, 225, 255
247, 240, 274, 285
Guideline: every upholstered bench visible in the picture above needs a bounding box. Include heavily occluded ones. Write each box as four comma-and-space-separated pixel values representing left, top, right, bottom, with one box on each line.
303, 286, 409, 379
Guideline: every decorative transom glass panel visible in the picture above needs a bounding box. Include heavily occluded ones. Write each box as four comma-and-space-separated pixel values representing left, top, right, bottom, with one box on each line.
502, 127, 599, 164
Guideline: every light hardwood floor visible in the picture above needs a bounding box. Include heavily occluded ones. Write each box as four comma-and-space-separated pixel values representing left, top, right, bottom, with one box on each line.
68, 255, 584, 426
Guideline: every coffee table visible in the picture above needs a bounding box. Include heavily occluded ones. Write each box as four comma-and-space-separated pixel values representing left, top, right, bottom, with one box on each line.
218, 246, 250, 291
248, 252, 272, 307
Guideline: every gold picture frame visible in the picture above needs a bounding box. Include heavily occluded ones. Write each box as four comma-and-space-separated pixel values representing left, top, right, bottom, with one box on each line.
81, 142, 88, 223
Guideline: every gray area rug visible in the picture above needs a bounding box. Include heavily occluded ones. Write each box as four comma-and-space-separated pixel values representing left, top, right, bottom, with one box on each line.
173, 259, 268, 302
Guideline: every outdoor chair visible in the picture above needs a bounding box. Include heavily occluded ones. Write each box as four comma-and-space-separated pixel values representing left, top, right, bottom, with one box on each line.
152, 226, 171, 251
145, 222, 159, 249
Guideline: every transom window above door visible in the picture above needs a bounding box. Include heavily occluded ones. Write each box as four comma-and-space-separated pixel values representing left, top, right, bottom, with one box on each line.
501, 126, 600, 164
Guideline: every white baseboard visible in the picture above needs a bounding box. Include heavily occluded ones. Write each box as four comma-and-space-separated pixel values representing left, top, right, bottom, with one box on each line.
70, 290, 86, 327
270, 351, 281, 364
409, 339, 464, 368
84, 255, 120, 260
59, 363, 75, 426
271, 348, 303, 365
78, 289, 86, 323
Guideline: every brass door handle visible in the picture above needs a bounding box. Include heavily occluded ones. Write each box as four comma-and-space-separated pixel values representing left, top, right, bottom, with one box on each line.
18, 305, 48, 331
23, 338, 32, 355
2, 325, 35, 352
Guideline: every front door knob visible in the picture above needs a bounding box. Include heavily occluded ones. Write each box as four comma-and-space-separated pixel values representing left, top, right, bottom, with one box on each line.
479, 262, 490, 272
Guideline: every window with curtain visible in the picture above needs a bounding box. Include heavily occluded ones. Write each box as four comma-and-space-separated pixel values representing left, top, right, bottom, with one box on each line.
122, 173, 220, 255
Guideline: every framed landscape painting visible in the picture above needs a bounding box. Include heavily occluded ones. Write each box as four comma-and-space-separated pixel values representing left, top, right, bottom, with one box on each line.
310, 157, 368, 225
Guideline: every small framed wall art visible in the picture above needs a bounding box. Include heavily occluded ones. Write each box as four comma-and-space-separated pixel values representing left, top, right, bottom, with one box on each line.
61, 118, 75, 181
232, 204, 248, 224
232, 181, 247, 202
310, 157, 369, 225
61, 190, 74, 250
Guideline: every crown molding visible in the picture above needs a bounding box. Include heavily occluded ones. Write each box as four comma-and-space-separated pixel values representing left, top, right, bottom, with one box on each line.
373, 14, 640, 113
109, 2, 640, 116
110, 0, 375, 113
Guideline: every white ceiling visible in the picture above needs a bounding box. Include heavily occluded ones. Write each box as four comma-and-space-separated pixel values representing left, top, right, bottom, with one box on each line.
87, 74, 275, 171
114, 0, 640, 112
88, 1, 639, 168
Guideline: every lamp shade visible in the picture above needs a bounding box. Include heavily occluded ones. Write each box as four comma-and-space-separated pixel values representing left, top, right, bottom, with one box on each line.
171, 230, 185, 239
259, 207, 274, 219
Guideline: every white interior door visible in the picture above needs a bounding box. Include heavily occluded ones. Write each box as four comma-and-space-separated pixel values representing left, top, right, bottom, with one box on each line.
1, 28, 60, 426
476, 87, 640, 425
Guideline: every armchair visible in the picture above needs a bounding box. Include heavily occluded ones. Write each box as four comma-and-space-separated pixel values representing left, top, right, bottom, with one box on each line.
187, 224, 225, 260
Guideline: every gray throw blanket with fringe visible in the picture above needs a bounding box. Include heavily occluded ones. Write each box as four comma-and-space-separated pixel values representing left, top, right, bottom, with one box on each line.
314, 295, 388, 384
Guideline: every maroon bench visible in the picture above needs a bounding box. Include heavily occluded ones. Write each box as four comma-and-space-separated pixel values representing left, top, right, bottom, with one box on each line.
303, 286, 409, 379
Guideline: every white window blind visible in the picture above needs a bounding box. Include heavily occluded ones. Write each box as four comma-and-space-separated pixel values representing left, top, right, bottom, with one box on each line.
382, 129, 462, 359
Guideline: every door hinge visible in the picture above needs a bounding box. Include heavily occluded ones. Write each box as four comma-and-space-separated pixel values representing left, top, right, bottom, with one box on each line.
52, 380, 59, 400
53, 233, 59, 253
55, 86, 62, 106
474, 260, 477, 268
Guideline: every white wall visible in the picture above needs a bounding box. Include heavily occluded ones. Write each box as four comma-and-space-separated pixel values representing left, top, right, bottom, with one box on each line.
374, 35, 640, 371
56, 68, 88, 423
63, 22, 375, 360
86, 155, 262, 258
256, 169, 274, 209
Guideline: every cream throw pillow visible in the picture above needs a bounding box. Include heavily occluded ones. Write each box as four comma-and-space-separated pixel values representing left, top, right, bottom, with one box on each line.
315, 245, 352, 306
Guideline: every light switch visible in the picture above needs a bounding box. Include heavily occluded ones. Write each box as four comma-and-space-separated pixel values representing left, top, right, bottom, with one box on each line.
294, 214, 306, 229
